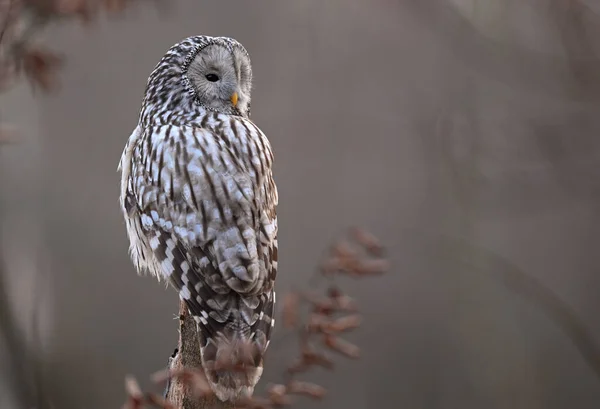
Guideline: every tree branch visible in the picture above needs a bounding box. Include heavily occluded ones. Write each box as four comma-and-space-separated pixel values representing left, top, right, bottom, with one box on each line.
164, 301, 235, 409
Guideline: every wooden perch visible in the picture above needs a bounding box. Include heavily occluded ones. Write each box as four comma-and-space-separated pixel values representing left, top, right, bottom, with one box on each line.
165, 300, 235, 409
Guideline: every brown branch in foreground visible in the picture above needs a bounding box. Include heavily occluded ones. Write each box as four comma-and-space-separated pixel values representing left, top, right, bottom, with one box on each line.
0, 0, 161, 94
0, 0, 165, 141
122, 227, 388, 409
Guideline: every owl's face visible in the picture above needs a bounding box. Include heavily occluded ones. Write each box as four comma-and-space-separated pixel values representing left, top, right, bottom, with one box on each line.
186, 43, 252, 117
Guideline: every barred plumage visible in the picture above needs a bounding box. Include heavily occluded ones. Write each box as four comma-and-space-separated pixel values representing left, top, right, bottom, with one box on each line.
118, 36, 278, 402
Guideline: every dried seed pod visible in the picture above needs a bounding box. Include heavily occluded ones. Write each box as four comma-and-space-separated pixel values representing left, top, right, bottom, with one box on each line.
21, 47, 63, 92
287, 381, 327, 399
282, 292, 300, 328
337, 256, 363, 275
332, 295, 358, 312
124, 375, 143, 399
350, 227, 384, 256
54, 0, 95, 23
300, 347, 335, 370
328, 314, 362, 333
307, 313, 330, 333
104, 0, 129, 13
314, 299, 336, 315
123, 375, 143, 409
302, 291, 337, 315
0, 125, 19, 144
327, 287, 358, 311
322, 335, 360, 359
151, 367, 178, 385
267, 384, 292, 406
354, 259, 390, 276
286, 357, 308, 375
327, 286, 342, 298
320, 257, 343, 275
331, 240, 357, 259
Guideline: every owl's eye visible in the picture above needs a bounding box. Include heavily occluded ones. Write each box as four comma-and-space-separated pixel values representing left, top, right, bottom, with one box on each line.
205, 73, 219, 82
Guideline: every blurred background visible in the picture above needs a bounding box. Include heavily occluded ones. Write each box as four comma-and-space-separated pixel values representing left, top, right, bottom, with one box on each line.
2, 0, 600, 408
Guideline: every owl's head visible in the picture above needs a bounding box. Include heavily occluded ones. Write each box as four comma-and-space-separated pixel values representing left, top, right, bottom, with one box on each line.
140, 36, 253, 123
184, 38, 252, 117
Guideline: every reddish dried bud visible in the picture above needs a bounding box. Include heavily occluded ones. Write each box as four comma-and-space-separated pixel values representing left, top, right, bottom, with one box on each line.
307, 313, 330, 333
282, 292, 300, 328
327, 286, 342, 298
124, 375, 143, 399
354, 259, 390, 276
150, 368, 171, 384
320, 257, 343, 275
322, 335, 360, 359
332, 294, 358, 312
0, 59, 18, 93
104, 0, 129, 13
53, 0, 95, 23
21, 47, 63, 93
287, 381, 327, 399
328, 314, 362, 333
351, 227, 384, 256
302, 292, 336, 315
327, 287, 358, 311
267, 384, 292, 406
286, 358, 307, 375
123, 375, 143, 409
331, 240, 357, 260
0, 125, 19, 144
314, 300, 335, 315
301, 346, 335, 370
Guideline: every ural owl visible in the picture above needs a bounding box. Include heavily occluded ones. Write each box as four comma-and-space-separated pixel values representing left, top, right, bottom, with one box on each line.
117, 35, 278, 402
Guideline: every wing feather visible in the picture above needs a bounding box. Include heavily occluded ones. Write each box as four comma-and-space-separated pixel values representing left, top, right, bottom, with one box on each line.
128, 122, 277, 346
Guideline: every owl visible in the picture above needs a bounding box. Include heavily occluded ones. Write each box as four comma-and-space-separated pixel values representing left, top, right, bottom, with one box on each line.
117, 35, 278, 402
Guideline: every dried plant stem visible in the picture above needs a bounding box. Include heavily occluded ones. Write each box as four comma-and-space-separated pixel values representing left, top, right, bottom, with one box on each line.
0, 250, 36, 408
124, 228, 387, 409
165, 300, 235, 409
434, 233, 600, 382
0, 0, 16, 47
502, 265, 600, 379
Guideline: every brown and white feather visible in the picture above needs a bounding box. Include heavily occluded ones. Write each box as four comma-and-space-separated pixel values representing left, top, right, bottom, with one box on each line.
118, 36, 278, 402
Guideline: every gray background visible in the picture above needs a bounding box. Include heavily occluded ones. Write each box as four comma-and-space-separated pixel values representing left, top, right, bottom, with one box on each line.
2, 0, 600, 408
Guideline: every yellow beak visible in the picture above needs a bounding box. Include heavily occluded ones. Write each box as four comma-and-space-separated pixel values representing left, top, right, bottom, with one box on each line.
230, 92, 238, 107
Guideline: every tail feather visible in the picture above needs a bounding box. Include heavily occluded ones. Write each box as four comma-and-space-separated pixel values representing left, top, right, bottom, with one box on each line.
146, 227, 275, 402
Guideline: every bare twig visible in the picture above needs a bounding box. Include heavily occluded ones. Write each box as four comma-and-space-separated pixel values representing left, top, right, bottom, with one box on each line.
0, 251, 36, 409
0, 0, 165, 126
431, 232, 600, 383
0, 0, 16, 46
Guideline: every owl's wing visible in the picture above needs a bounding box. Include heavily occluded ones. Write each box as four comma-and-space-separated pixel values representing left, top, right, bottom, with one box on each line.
128, 123, 277, 346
